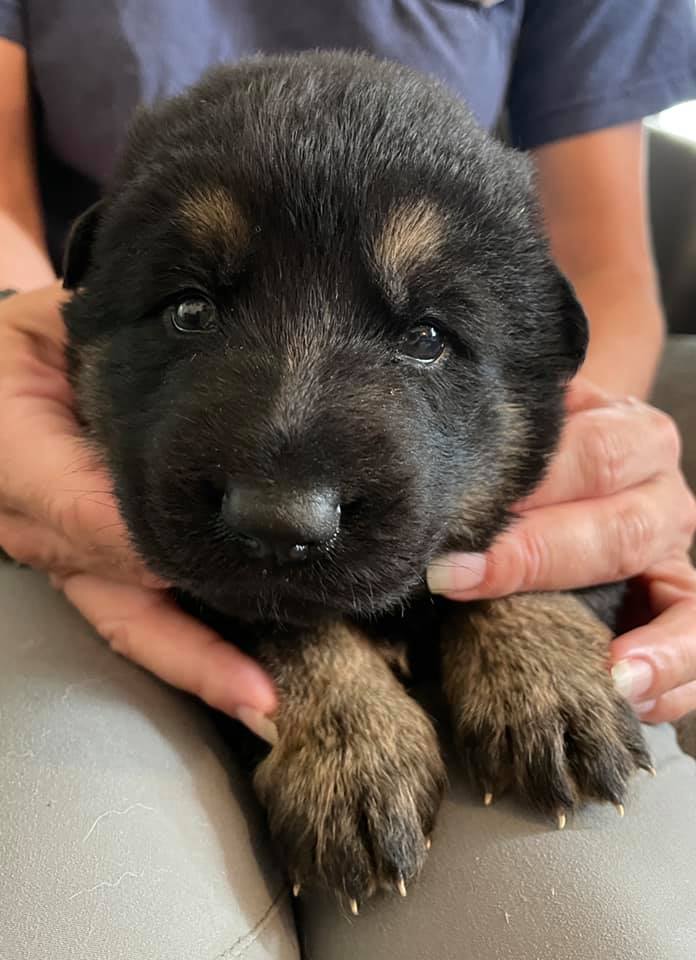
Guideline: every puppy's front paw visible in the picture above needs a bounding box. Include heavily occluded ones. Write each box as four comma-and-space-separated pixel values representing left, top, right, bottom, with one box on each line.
453, 675, 652, 823
253, 681, 445, 910
443, 594, 653, 822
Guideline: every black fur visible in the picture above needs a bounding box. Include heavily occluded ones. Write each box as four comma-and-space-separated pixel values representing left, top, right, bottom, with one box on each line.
61, 54, 651, 900
63, 52, 587, 629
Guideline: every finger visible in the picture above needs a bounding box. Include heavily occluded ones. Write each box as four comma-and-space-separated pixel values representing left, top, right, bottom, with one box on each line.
632, 682, 696, 724
1, 376, 159, 583
427, 474, 689, 599
62, 574, 278, 718
611, 593, 696, 702
0, 508, 83, 574
0, 290, 165, 587
564, 376, 612, 413
0, 282, 69, 373
0, 281, 68, 339
519, 400, 680, 511
613, 555, 696, 638
0, 508, 165, 587
1, 396, 137, 557
641, 556, 696, 614
0, 320, 116, 538
0, 291, 140, 577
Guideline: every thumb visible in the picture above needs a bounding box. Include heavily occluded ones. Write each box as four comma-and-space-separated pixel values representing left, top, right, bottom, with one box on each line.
426, 481, 664, 601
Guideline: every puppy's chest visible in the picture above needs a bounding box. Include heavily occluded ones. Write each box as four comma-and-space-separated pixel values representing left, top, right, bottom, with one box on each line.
176, 586, 447, 681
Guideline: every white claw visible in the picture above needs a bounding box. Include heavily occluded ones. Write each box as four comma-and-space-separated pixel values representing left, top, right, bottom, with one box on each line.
483, 792, 494, 807
425, 837, 432, 851
292, 883, 301, 897
349, 898, 359, 916
647, 766, 657, 778
397, 878, 407, 898
615, 803, 625, 818
557, 812, 567, 831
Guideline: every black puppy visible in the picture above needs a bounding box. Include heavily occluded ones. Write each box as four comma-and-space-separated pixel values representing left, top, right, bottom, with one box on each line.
62, 51, 651, 910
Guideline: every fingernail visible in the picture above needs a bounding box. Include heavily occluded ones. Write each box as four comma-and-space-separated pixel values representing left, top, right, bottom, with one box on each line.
234, 705, 279, 746
426, 553, 486, 595
611, 659, 654, 701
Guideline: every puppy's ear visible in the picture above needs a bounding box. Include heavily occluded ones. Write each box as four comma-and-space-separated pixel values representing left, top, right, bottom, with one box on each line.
62, 199, 105, 290
555, 271, 589, 380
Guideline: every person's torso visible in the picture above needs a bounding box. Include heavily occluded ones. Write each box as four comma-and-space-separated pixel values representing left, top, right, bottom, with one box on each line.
29, 0, 525, 184
26, 0, 524, 261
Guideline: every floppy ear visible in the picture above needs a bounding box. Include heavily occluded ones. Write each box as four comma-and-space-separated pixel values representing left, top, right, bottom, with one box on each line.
62, 199, 105, 290
556, 271, 589, 379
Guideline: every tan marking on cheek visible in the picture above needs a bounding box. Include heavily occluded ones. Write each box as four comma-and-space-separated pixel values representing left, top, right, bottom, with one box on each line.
448, 398, 532, 542
178, 187, 249, 250
498, 399, 531, 457
373, 200, 446, 281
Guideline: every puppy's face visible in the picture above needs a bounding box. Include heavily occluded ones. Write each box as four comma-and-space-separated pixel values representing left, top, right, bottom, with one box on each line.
63, 54, 587, 625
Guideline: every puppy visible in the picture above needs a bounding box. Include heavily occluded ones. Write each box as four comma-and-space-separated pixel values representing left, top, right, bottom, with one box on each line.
62, 51, 651, 910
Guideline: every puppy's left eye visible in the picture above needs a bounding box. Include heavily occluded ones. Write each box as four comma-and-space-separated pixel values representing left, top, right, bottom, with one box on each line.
168, 297, 218, 334
398, 323, 446, 363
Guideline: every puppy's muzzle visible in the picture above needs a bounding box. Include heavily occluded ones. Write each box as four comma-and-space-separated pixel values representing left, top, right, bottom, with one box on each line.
222, 483, 341, 565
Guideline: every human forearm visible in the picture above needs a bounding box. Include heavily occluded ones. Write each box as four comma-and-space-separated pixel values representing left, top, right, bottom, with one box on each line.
569, 263, 664, 398
0, 38, 55, 289
533, 125, 664, 398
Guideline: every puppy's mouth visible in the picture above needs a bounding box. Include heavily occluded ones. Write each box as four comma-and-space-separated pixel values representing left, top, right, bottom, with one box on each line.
132, 456, 437, 624
170, 556, 384, 626
189, 579, 348, 626
143, 503, 431, 624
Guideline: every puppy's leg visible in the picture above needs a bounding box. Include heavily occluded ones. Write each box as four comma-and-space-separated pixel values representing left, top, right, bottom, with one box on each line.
253, 621, 445, 909
441, 593, 652, 821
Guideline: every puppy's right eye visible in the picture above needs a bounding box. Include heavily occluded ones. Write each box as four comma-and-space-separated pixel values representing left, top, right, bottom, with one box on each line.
167, 297, 218, 334
398, 323, 446, 364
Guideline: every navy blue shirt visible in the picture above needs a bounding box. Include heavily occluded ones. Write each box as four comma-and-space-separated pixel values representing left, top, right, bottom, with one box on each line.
1, 0, 695, 264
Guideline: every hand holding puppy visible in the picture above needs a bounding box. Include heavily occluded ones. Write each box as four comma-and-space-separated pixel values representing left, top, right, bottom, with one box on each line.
0, 285, 277, 725
2, 289, 694, 725
428, 378, 696, 721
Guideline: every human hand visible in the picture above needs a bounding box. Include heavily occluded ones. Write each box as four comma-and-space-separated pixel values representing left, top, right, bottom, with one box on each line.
0, 285, 277, 731
610, 557, 696, 723
426, 378, 696, 721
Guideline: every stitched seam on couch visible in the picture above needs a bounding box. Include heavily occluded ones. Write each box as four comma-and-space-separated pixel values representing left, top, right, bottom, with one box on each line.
213, 885, 288, 958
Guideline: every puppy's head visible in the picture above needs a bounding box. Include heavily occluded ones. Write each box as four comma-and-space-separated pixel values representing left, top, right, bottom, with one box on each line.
63, 52, 587, 625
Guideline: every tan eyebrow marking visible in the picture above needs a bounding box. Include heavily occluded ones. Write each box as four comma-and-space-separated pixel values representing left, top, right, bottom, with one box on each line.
178, 187, 249, 250
372, 199, 446, 281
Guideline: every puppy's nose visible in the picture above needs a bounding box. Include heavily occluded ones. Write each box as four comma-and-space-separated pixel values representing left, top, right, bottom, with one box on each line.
222, 484, 341, 564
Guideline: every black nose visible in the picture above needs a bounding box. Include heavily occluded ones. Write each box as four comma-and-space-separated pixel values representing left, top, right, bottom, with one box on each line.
221, 484, 341, 564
